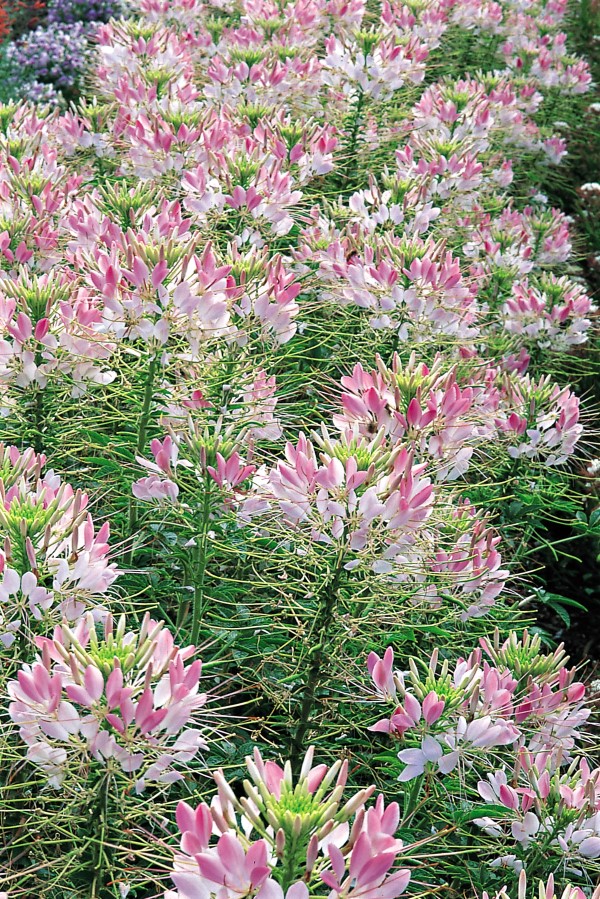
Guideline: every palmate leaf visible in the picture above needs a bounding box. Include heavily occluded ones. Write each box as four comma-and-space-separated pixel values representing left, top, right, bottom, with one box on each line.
451, 804, 512, 825
533, 589, 589, 628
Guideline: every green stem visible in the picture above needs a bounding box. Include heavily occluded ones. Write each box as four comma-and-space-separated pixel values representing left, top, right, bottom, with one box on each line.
343, 89, 365, 187
189, 477, 212, 645
32, 386, 44, 453
89, 776, 111, 899
29, 346, 46, 452
279, 831, 300, 891
387, 331, 399, 366
127, 353, 158, 554
289, 555, 345, 774
400, 774, 424, 826
135, 353, 159, 457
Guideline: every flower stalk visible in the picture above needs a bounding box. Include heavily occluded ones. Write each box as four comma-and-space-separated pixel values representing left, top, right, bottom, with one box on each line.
127, 352, 158, 556
189, 475, 212, 645
290, 554, 345, 773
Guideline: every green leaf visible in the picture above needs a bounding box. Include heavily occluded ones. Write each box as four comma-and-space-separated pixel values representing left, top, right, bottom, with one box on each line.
452, 804, 511, 824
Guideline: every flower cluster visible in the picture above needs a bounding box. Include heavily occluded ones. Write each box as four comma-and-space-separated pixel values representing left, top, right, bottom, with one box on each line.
500, 275, 595, 352
132, 363, 281, 506
0, 268, 116, 411
8, 612, 208, 790
47, 0, 122, 25
0, 444, 116, 652
166, 746, 410, 899
474, 753, 600, 868
365, 631, 599, 884
367, 631, 590, 780
332, 353, 584, 479
237, 425, 509, 621
296, 58, 589, 349
482, 870, 600, 899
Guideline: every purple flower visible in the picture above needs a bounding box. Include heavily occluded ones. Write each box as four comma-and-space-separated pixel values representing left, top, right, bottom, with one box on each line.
5, 23, 90, 100
47, 0, 123, 25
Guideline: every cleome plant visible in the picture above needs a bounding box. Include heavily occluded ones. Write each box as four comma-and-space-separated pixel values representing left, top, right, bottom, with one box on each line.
0, 0, 597, 897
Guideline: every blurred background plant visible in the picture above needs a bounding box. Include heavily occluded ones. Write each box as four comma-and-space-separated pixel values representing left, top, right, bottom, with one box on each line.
0, 0, 124, 104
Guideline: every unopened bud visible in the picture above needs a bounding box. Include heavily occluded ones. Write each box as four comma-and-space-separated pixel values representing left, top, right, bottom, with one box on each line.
67, 653, 82, 684
211, 804, 230, 834
318, 757, 343, 795
116, 614, 127, 643
275, 828, 285, 859
283, 760, 293, 788
348, 807, 365, 848
315, 817, 335, 842
41, 641, 53, 671
239, 797, 265, 832
305, 834, 318, 874
138, 613, 150, 645
213, 768, 239, 810
246, 760, 271, 805
299, 746, 316, 781
318, 800, 338, 825
242, 780, 263, 812
265, 808, 281, 832
25, 536, 37, 569
338, 785, 375, 821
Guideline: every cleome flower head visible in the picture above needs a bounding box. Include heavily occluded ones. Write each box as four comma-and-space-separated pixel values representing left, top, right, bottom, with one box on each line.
8, 612, 208, 791
167, 746, 410, 899
475, 752, 600, 870
0, 444, 117, 652
366, 635, 590, 781
481, 868, 600, 899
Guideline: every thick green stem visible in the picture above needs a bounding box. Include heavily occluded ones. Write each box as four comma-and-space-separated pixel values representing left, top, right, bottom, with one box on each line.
280, 831, 301, 891
387, 331, 399, 366
135, 353, 159, 457
29, 346, 47, 452
189, 477, 212, 645
343, 89, 365, 187
31, 386, 45, 453
127, 353, 158, 553
289, 556, 344, 774
88, 776, 111, 899
400, 775, 424, 827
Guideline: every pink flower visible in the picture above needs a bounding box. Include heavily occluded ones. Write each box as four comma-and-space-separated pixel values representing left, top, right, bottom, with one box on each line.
8, 614, 207, 789
192, 835, 271, 899
208, 452, 256, 490
367, 647, 398, 701
258, 884, 309, 899
322, 833, 410, 899
132, 475, 179, 502
0, 446, 117, 648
